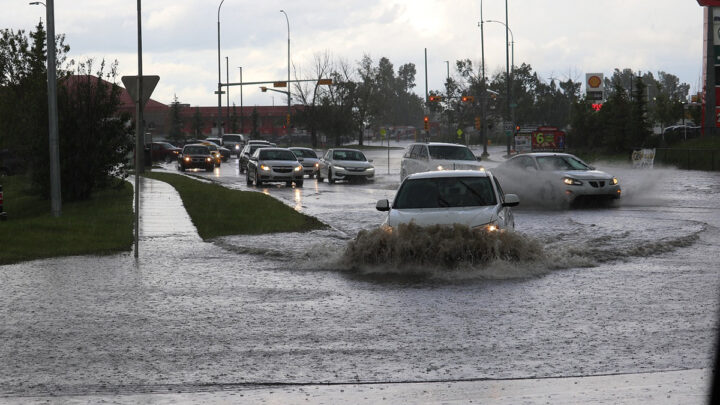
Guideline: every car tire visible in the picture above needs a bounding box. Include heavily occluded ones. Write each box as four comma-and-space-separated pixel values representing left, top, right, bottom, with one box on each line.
178, 165, 185, 172
296, 180, 304, 187
165, 155, 172, 164
328, 169, 335, 184
316, 171, 323, 182
206, 165, 213, 172
286, 181, 292, 187
255, 170, 262, 186
246, 170, 253, 186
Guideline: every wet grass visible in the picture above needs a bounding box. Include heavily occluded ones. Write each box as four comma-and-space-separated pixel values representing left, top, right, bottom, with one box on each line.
143, 172, 327, 239
0, 176, 134, 265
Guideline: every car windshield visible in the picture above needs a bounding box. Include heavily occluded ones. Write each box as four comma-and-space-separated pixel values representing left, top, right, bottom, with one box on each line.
537, 156, 591, 171
223, 135, 242, 142
394, 177, 496, 209
184, 146, 209, 155
249, 144, 266, 154
428, 145, 475, 160
291, 149, 318, 158
259, 149, 297, 161
204, 144, 219, 151
333, 150, 366, 161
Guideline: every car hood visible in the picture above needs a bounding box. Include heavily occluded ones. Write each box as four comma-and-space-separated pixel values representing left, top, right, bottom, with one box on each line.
432, 159, 483, 170
260, 160, 302, 166
387, 206, 497, 228
558, 169, 613, 180
334, 160, 373, 169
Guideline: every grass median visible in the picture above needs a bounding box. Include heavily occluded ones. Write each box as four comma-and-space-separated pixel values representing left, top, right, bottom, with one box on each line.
143, 171, 327, 239
0, 176, 134, 265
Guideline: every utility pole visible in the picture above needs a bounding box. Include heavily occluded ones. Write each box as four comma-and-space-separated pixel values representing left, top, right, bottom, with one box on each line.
226, 56, 230, 130
238, 66, 244, 133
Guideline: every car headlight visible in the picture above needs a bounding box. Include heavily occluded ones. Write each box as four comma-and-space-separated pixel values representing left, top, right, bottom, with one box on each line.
260, 164, 271, 171
314, 163, 319, 168
563, 177, 583, 186
206, 157, 212, 162
477, 166, 485, 171
437, 165, 444, 170
294, 165, 302, 172
611, 177, 618, 185
334, 165, 346, 171
366, 167, 374, 171
184, 157, 190, 162
235, 145, 240, 150
475, 221, 499, 232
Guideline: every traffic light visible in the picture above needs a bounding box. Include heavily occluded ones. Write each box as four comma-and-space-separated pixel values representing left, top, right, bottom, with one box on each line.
474, 117, 481, 130
515, 125, 520, 133
428, 95, 443, 102
461, 96, 475, 102
423, 116, 429, 130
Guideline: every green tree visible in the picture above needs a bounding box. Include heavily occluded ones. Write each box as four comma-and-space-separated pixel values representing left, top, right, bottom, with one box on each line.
29, 59, 133, 201
166, 95, 185, 145
190, 106, 204, 138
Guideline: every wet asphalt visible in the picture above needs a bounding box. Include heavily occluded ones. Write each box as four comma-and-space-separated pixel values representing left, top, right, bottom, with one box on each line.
0, 142, 718, 404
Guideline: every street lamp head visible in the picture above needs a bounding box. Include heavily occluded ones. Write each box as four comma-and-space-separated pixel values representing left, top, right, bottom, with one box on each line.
29, 1, 46, 6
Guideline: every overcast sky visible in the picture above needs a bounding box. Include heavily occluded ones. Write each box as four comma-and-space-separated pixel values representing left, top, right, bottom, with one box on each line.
3, 1, 705, 108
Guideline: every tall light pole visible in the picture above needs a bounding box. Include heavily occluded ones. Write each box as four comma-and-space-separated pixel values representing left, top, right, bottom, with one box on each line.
444, 60, 450, 80
238, 66, 244, 133
478, 0, 488, 157
216, 0, 225, 136
30, 1, 61, 217
484, 2, 513, 156
280, 10, 291, 135
485, 20, 514, 75
225, 55, 230, 130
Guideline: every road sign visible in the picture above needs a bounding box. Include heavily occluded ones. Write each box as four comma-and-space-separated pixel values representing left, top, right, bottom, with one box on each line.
456, 128, 463, 139
273, 81, 287, 88
121, 75, 159, 107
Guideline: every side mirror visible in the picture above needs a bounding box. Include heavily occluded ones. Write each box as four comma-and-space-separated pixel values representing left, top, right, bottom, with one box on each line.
503, 193, 520, 207
476, 156, 482, 161
375, 199, 390, 212
177, 154, 183, 158
297, 157, 305, 162
368, 159, 374, 163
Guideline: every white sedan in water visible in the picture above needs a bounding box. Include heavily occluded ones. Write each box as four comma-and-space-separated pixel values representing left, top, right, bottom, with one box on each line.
376, 170, 519, 231
492, 152, 621, 207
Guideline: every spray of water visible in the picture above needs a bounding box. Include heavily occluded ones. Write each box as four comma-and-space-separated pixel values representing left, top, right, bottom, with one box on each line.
340, 223, 548, 278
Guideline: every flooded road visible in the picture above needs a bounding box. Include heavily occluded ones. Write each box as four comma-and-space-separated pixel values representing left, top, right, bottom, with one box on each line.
0, 142, 718, 401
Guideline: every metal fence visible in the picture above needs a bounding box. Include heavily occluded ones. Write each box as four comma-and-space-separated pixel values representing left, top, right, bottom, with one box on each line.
654, 148, 720, 171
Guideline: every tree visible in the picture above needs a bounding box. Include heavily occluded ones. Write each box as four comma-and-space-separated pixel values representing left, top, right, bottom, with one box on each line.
30, 59, 133, 201
190, 107, 204, 138
166, 95, 185, 145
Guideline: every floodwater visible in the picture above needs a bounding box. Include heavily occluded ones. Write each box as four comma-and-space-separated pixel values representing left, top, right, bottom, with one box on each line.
0, 142, 718, 402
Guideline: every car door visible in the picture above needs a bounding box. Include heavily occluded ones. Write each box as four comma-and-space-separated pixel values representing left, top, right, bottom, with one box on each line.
417, 144, 430, 172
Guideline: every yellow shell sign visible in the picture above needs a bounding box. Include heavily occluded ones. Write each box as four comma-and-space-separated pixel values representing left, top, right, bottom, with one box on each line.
587, 75, 602, 88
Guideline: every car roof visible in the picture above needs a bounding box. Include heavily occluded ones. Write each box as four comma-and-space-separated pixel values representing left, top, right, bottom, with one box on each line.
405, 169, 490, 180
289, 147, 313, 151
512, 152, 574, 158
183, 143, 209, 149
330, 148, 362, 152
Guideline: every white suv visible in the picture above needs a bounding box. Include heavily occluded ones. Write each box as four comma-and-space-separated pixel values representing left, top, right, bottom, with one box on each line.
400, 142, 484, 180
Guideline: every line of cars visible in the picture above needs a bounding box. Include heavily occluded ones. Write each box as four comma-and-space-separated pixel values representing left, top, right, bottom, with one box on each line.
375, 142, 622, 232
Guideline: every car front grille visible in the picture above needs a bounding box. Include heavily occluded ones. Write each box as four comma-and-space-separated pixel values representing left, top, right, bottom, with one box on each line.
347, 168, 365, 172
273, 166, 293, 173
589, 180, 606, 188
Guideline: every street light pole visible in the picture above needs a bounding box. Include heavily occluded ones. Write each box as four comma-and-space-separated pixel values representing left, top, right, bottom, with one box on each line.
280, 10, 290, 135
238, 66, 244, 134
225, 55, 230, 130
216, 0, 225, 137
444, 60, 450, 80
479, 0, 488, 157
30, 1, 61, 217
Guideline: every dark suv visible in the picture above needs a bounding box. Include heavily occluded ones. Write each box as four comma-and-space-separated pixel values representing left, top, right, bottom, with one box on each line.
177, 144, 215, 172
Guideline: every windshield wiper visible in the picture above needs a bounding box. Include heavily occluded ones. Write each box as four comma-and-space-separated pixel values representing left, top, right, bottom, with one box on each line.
457, 179, 489, 205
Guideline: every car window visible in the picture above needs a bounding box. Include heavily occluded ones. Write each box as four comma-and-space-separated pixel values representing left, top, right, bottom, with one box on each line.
394, 177, 496, 209
403, 145, 413, 158
409, 145, 420, 158
222, 135, 243, 142
324, 150, 332, 160
184, 146, 208, 155
333, 150, 366, 161
291, 149, 317, 158
428, 145, 474, 160
259, 149, 297, 160
493, 177, 505, 204
418, 145, 428, 158
537, 156, 590, 171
